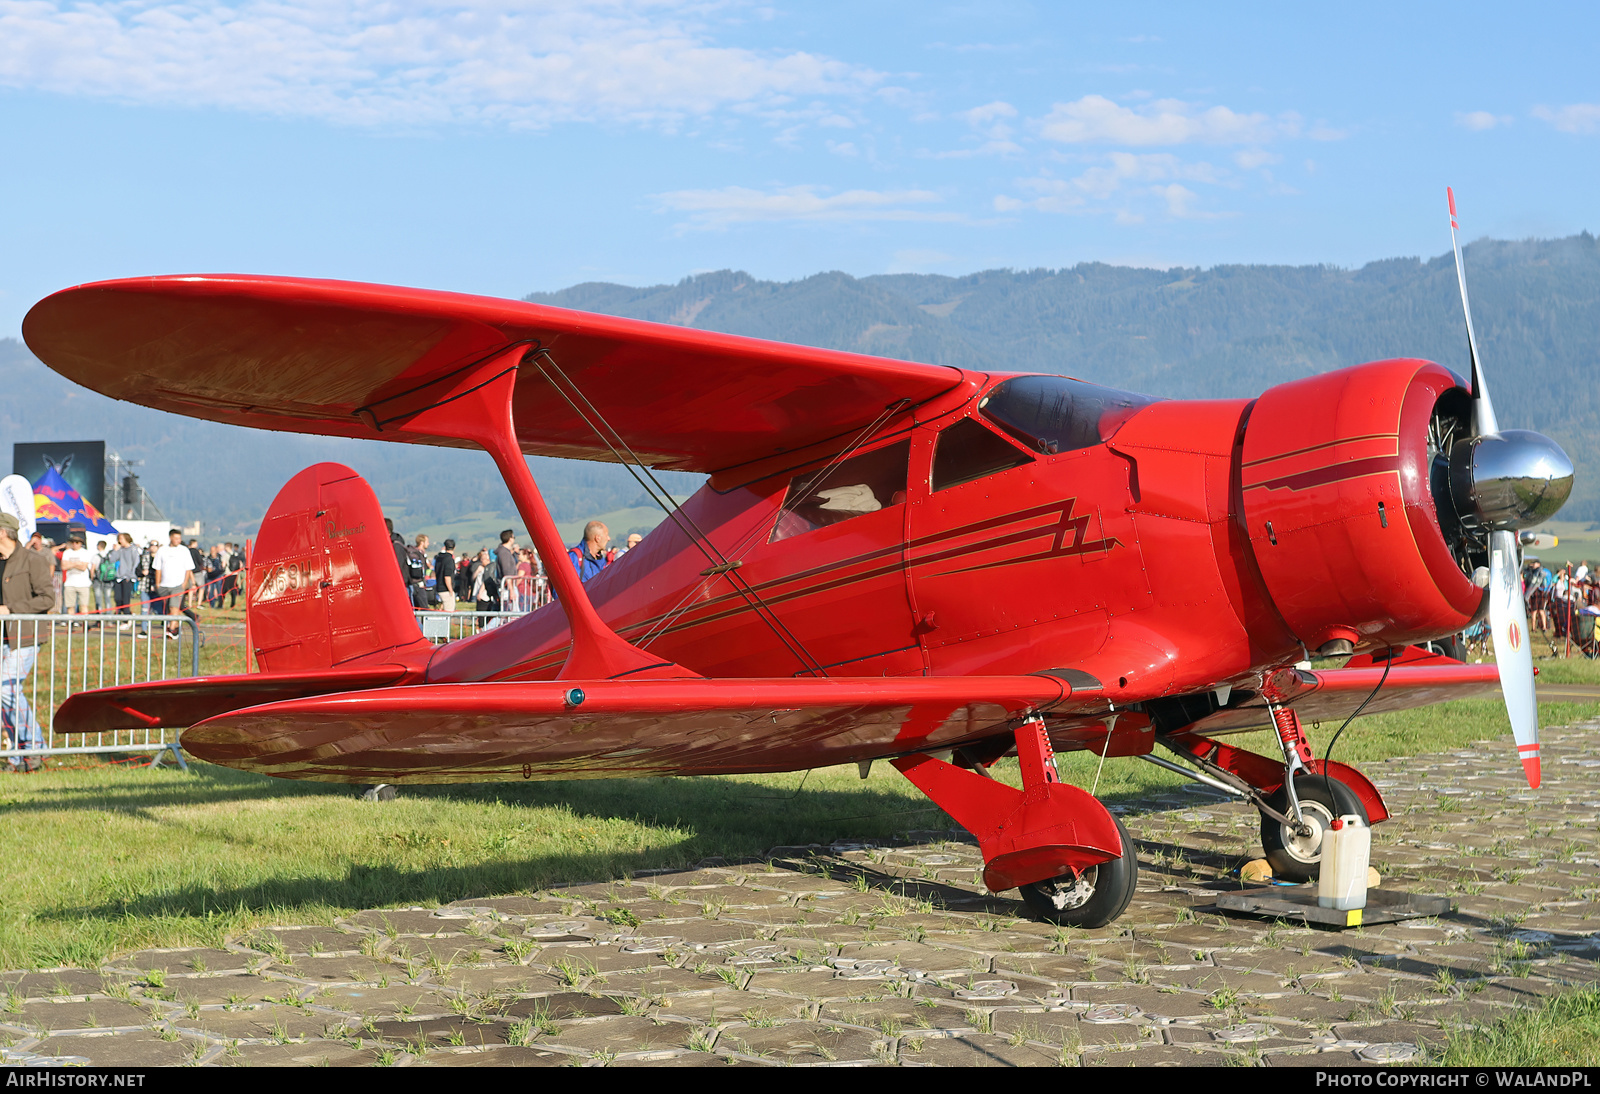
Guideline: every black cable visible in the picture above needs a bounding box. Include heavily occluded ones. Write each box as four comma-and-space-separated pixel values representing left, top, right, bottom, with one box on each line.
1322, 644, 1394, 771
743, 769, 813, 800
356, 339, 540, 429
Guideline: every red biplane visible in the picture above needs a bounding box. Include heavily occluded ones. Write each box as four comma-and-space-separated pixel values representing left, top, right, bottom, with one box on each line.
22, 193, 1573, 927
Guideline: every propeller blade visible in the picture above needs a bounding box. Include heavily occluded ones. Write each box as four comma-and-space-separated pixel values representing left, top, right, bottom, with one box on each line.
1452, 190, 1539, 788
1488, 529, 1539, 788
1447, 186, 1498, 435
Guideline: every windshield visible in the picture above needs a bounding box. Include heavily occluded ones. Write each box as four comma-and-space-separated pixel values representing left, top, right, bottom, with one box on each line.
979, 375, 1158, 455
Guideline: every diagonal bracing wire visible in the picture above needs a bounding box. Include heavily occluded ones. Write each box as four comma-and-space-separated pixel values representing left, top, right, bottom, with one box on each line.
523, 347, 833, 677
715, 397, 911, 566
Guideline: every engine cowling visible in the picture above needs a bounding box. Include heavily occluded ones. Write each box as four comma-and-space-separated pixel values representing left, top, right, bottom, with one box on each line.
1239, 359, 1487, 655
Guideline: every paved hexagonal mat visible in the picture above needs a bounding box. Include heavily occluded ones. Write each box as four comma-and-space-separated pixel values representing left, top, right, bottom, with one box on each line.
2, 725, 1595, 1067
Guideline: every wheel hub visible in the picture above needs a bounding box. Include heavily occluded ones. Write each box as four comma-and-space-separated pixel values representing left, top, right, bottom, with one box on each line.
1281, 801, 1334, 863
1035, 865, 1099, 911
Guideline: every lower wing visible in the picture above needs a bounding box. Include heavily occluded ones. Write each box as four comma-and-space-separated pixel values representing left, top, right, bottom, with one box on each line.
182, 676, 1074, 783
1182, 656, 1502, 737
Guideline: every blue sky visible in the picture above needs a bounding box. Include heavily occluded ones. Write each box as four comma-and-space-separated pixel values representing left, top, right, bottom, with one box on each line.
2, 1, 1597, 336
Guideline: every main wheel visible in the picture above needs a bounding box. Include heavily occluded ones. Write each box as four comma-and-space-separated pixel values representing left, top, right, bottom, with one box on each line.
1018, 814, 1138, 928
1259, 775, 1368, 882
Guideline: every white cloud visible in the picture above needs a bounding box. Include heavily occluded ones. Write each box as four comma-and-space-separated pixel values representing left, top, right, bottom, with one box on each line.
926, 139, 1022, 160
957, 100, 1017, 127
926, 98, 1021, 159
999, 153, 1229, 219
1155, 183, 1223, 219
1456, 110, 1511, 131
1532, 103, 1600, 134
0, 0, 883, 128
1233, 149, 1281, 170
656, 184, 959, 230
1035, 94, 1299, 146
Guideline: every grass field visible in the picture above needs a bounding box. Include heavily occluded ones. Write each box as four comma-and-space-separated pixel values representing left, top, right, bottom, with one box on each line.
1435, 988, 1600, 1066
2, 687, 1596, 972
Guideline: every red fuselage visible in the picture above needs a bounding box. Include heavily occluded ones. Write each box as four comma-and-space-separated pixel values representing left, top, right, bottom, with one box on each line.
429, 358, 1484, 724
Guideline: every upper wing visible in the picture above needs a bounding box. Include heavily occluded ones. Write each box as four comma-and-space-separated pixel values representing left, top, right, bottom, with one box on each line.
181, 675, 1077, 783
22, 274, 967, 474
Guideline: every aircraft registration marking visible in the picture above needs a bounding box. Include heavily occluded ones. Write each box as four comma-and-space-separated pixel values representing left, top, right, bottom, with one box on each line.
254, 557, 322, 602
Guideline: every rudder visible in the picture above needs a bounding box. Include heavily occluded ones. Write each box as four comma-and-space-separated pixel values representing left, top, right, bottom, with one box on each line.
250, 463, 427, 673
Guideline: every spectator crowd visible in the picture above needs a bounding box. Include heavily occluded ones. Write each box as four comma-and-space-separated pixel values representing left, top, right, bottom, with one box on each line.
1523, 557, 1600, 657
20, 528, 246, 637
15, 513, 650, 630
386, 519, 645, 613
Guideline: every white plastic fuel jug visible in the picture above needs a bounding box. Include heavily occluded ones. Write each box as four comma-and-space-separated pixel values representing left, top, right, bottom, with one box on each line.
1317, 814, 1370, 911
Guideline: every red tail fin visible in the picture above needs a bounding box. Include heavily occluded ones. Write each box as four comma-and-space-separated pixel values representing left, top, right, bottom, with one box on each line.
250, 463, 428, 673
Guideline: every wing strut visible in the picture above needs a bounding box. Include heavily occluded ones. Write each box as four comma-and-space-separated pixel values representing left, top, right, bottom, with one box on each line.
527, 347, 831, 677
362, 343, 698, 682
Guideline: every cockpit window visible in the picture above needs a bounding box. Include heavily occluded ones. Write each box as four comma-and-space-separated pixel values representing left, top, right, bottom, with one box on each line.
932, 416, 1033, 491
979, 375, 1158, 455
769, 440, 910, 543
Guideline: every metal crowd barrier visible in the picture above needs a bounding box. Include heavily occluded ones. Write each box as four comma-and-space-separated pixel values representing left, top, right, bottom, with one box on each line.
497, 575, 552, 613
0, 613, 200, 768
414, 610, 530, 644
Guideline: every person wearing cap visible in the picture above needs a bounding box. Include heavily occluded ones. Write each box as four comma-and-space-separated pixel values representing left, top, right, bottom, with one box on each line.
0, 512, 57, 771
60, 533, 95, 618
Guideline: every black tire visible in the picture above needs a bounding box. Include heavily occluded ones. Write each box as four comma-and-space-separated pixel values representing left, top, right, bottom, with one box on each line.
1259, 775, 1368, 882
1017, 814, 1138, 928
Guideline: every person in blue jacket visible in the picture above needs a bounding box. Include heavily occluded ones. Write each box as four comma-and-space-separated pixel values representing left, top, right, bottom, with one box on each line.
568, 521, 611, 583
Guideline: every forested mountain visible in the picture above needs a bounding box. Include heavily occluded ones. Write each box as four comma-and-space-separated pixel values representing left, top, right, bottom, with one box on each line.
3, 232, 1596, 535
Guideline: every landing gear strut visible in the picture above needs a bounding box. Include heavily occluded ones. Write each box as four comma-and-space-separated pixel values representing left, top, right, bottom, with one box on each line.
1155, 699, 1389, 882
892, 715, 1134, 925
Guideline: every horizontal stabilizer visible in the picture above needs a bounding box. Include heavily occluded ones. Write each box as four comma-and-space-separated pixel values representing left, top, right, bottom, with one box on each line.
183, 676, 1071, 783
53, 666, 417, 734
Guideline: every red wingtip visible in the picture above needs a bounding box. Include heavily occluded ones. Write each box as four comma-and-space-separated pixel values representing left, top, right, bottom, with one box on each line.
1448, 186, 1457, 216
1521, 755, 1541, 789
